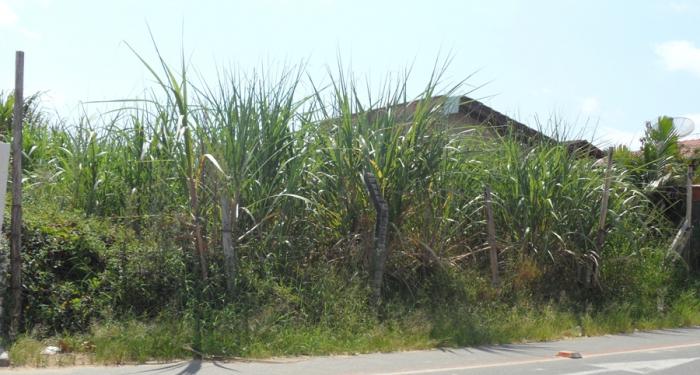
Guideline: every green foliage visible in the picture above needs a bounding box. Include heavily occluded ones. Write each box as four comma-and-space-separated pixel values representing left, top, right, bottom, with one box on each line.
613, 116, 689, 224
0, 92, 13, 137
639, 116, 683, 189
4, 49, 699, 365
20, 208, 111, 334
13, 204, 189, 335
0, 91, 44, 142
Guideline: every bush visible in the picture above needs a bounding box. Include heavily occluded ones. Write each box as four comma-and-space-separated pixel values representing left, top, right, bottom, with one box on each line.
12, 205, 191, 335
19, 209, 111, 334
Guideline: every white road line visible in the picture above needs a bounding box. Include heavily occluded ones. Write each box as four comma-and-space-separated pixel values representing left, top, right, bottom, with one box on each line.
363, 357, 568, 375
363, 342, 700, 375
584, 342, 700, 359
564, 357, 700, 375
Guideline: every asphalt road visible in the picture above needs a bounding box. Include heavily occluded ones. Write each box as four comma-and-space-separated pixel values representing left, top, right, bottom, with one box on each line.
5, 327, 700, 375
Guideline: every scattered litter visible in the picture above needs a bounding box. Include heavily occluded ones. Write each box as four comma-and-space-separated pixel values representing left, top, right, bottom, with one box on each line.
0, 350, 9, 367
41, 346, 61, 355
556, 350, 582, 359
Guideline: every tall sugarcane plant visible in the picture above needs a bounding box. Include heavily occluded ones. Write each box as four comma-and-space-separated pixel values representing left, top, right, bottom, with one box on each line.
13, 44, 677, 326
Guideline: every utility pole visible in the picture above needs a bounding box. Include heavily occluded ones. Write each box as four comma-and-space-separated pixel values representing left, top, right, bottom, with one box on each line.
9, 51, 24, 340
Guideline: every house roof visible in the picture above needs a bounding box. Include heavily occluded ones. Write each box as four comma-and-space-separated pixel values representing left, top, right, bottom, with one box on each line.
454, 97, 609, 157
453, 96, 549, 142
563, 140, 606, 159
359, 95, 603, 158
679, 139, 700, 158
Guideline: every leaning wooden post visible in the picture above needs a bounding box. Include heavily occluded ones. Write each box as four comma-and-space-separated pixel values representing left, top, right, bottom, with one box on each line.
595, 147, 614, 250
669, 164, 695, 257
484, 186, 500, 287
684, 163, 694, 261
685, 164, 693, 227
364, 172, 389, 306
9, 51, 24, 341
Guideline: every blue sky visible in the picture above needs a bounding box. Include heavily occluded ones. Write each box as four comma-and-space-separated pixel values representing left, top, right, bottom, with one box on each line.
1, 0, 700, 148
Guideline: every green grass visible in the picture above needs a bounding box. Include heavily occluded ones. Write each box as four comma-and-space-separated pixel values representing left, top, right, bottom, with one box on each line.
8, 290, 700, 366
8, 337, 46, 367
90, 320, 191, 364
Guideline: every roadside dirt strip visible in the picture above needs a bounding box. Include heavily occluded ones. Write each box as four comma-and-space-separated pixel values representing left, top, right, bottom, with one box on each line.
4, 327, 700, 375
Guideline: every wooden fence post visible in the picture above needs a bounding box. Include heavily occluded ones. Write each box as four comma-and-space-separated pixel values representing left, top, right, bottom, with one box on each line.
484, 186, 500, 287
220, 195, 236, 296
363, 172, 389, 306
684, 164, 694, 262
595, 147, 614, 250
10, 51, 24, 340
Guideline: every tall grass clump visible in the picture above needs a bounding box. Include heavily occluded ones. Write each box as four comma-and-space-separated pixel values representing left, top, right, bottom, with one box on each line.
476, 136, 673, 303
3, 44, 694, 363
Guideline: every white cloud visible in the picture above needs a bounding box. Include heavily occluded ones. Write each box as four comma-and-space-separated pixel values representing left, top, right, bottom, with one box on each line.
260, 0, 335, 7
683, 113, 700, 123
654, 40, 700, 78
532, 87, 552, 96
580, 97, 601, 114
18, 25, 39, 40
0, 1, 41, 40
0, 1, 18, 27
669, 1, 696, 13
36, 0, 54, 9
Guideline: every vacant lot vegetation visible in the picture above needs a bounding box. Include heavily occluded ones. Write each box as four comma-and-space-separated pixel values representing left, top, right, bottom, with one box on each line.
1, 50, 699, 365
